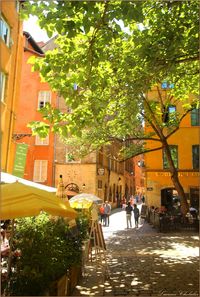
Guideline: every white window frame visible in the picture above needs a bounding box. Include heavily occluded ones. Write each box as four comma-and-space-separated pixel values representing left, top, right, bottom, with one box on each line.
0, 16, 10, 47
0, 72, 6, 102
15, 0, 20, 13
38, 91, 51, 109
35, 135, 49, 146
33, 160, 48, 182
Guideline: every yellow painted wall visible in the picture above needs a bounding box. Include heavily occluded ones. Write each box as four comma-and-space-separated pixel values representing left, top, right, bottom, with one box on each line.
1, 0, 23, 172
144, 87, 199, 207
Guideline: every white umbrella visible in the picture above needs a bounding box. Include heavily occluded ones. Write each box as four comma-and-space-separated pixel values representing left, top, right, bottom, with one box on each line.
1, 172, 56, 193
70, 193, 103, 205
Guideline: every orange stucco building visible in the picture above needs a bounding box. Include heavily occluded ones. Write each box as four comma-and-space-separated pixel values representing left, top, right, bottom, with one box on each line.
1, 0, 23, 173
144, 86, 199, 210
13, 32, 57, 185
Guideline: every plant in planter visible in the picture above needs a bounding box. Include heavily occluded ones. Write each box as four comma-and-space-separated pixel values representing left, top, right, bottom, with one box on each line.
7, 212, 89, 296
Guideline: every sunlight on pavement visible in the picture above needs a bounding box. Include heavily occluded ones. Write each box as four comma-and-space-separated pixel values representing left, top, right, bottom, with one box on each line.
137, 242, 199, 262
103, 206, 144, 239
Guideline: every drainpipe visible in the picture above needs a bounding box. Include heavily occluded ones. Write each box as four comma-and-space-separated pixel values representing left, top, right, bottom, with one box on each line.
52, 94, 60, 186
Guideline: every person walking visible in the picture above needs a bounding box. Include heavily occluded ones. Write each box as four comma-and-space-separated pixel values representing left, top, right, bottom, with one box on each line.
125, 202, 133, 228
133, 204, 140, 228
99, 203, 106, 225
121, 196, 127, 209
104, 201, 111, 226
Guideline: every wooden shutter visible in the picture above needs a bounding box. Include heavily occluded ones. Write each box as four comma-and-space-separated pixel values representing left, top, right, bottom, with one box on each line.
33, 160, 48, 182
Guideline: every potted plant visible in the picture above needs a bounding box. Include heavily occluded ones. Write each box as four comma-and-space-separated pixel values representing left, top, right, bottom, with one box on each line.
6, 212, 89, 296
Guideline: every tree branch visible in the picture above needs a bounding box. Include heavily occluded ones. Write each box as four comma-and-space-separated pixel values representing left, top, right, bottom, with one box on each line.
108, 136, 162, 143
141, 94, 165, 140
119, 145, 164, 163
166, 108, 193, 139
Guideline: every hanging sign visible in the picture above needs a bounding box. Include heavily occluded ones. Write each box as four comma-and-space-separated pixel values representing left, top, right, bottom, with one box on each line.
12, 143, 28, 177
147, 187, 153, 191
97, 168, 105, 175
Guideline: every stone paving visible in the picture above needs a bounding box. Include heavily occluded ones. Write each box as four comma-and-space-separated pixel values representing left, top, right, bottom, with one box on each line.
72, 208, 199, 296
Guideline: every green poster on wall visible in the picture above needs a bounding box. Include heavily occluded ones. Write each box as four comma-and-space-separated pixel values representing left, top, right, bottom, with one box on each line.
12, 143, 28, 178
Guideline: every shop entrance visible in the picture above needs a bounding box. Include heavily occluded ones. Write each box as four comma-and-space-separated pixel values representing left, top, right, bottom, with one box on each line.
190, 187, 199, 209
161, 188, 179, 210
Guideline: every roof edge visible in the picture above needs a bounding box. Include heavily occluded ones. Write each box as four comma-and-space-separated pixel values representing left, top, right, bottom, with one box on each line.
23, 31, 44, 54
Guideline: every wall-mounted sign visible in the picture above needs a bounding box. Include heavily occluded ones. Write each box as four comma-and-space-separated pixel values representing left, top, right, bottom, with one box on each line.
147, 187, 153, 191
12, 143, 28, 177
97, 168, 105, 176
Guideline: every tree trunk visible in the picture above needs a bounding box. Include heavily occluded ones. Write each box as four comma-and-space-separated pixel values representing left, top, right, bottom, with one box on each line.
170, 171, 189, 216
164, 143, 189, 216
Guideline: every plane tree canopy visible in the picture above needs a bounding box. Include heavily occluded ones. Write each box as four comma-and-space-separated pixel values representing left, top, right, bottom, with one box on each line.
23, 0, 199, 214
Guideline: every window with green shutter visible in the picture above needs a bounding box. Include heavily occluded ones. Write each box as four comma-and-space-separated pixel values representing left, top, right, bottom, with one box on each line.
191, 109, 200, 126
192, 145, 199, 169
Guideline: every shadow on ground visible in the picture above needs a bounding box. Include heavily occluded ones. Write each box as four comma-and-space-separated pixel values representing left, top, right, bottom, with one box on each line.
72, 211, 199, 296
104, 226, 199, 296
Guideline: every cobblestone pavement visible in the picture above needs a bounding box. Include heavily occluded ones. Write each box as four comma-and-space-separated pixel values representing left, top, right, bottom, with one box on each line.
72, 208, 199, 296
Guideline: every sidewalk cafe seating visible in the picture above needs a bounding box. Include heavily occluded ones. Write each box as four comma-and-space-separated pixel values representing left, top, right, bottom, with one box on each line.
148, 206, 199, 232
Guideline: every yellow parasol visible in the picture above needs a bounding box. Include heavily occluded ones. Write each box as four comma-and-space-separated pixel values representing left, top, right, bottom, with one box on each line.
69, 199, 93, 209
0, 182, 77, 220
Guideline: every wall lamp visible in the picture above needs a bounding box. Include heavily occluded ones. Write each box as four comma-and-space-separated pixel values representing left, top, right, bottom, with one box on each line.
137, 160, 145, 168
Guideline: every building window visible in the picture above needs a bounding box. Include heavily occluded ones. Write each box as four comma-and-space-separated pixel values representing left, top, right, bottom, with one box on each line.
0, 72, 6, 102
65, 149, 80, 163
16, 0, 20, 12
163, 145, 178, 169
35, 135, 49, 145
192, 145, 199, 169
98, 180, 103, 189
33, 160, 48, 182
38, 91, 51, 109
113, 184, 116, 201
191, 109, 200, 126
97, 147, 103, 166
0, 16, 10, 47
109, 186, 112, 201
162, 105, 176, 124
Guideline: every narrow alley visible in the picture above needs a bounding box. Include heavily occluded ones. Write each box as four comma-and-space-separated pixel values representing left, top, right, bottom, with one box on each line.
72, 208, 199, 296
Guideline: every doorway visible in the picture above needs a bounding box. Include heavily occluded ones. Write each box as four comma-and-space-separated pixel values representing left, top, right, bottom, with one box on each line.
190, 187, 199, 209
161, 188, 179, 210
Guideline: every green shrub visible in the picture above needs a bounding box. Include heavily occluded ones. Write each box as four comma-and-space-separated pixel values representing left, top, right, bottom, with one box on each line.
7, 212, 89, 296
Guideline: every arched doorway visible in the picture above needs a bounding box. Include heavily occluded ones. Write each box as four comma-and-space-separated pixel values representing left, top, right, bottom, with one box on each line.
65, 183, 80, 199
